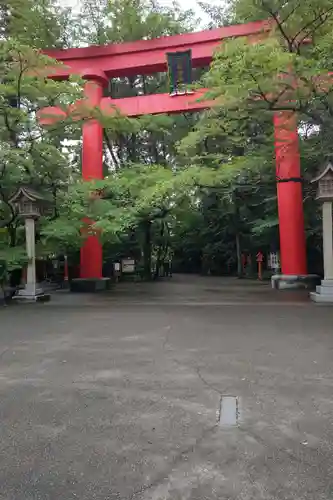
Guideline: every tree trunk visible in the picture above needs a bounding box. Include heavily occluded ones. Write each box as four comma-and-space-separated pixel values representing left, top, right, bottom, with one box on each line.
233, 190, 243, 278
235, 232, 242, 277
154, 222, 165, 279
142, 220, 152, 281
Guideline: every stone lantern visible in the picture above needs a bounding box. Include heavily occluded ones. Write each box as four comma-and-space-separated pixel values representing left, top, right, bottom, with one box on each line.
9, 186, 51, 302
310, 162, 333, 303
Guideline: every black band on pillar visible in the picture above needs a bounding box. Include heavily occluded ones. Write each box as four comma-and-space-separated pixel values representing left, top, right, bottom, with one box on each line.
276, 177, 303, 183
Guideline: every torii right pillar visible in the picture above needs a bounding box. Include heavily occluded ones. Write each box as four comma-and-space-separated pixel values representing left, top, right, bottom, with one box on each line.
272, 111, 319, 289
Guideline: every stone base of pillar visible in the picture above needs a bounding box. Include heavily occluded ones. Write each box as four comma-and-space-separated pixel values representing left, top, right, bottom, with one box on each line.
13, 286, 51, 302
271, 274, 320, 290
70, 277, 111, 293
310, 279, 333, 303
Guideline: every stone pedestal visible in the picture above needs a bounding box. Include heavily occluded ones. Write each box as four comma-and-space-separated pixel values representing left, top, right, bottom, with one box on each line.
311, 201, 333, 303
13, 218, 50, 303
310, 279, 333, 303
271, 273, 320, 290
14, 287, 50, 302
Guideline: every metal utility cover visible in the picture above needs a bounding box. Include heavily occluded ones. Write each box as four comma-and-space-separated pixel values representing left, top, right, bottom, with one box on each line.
219, 396, 239, 426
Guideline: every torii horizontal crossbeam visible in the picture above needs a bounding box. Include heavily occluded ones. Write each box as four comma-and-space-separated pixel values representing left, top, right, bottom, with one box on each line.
43, 20, 270, 79
38, 89, 210, 124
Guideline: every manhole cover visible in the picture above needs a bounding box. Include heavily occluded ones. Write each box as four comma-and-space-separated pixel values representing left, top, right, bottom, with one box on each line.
219, 396, 240, 426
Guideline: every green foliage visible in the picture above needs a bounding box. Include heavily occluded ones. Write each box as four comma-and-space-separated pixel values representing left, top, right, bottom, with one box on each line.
42, 163, 232, 241
73, 0, 198, 46
0, 32, 83, 283
0, 245, 27, 271
4, 0, 71, 48
171, 0, 333, 274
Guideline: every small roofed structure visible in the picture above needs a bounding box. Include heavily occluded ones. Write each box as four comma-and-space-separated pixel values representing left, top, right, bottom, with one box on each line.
311, 161, 333, 202
9, 186, 52, 219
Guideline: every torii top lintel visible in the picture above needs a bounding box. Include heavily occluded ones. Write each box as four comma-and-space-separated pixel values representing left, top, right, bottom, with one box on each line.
43, 20, 270, 81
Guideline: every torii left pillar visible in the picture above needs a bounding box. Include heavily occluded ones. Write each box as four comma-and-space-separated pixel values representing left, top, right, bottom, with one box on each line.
75, 69, 110, 291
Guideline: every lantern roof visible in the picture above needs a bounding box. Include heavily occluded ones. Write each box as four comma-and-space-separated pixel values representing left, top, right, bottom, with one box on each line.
311, 161, 333, 184
9, 185, 51, 205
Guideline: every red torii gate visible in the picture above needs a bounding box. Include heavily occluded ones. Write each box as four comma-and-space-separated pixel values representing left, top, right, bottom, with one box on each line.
42, 20, 307, 282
